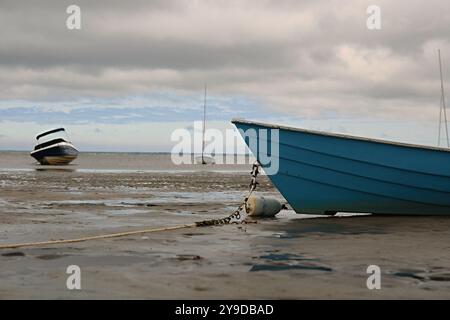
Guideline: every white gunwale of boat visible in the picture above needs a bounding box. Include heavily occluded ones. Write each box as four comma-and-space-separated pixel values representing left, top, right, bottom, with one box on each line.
231, 118, 450, 154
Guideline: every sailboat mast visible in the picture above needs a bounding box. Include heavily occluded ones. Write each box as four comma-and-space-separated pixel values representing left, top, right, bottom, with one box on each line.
438, 49, 450, 147
438, 94, 443, 145
201, 84, 207, 163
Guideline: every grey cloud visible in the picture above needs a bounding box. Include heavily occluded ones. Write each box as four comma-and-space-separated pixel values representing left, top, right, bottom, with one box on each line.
1, 0, 450, 121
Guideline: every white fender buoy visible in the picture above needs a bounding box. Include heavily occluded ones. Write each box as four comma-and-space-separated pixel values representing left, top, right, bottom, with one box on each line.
246, 195, 284, 217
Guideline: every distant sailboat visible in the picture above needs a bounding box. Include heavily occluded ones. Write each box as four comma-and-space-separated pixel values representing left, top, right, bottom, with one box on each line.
437, 49, 450, 147
195, 85, 215, 165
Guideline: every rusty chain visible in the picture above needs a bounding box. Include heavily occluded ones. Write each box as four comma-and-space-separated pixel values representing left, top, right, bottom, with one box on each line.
195, 161, 260, 227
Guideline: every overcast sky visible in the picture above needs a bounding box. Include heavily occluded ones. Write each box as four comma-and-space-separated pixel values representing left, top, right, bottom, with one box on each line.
1, 0, 450, 151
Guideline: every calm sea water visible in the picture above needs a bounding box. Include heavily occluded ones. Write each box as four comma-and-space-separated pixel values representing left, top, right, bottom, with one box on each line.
0, 151, 255, 173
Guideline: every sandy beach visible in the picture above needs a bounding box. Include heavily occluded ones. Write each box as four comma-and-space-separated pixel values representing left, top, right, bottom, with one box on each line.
1, 152, 450, 299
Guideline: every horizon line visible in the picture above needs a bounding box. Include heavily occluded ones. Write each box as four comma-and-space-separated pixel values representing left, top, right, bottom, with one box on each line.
0, 149, 252, 156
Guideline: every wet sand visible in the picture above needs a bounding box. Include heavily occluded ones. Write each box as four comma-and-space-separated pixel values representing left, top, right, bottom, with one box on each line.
1, 152, 450, 299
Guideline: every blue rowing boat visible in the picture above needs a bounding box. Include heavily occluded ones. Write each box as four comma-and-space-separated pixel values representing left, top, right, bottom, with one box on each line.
232, 119, 450, 215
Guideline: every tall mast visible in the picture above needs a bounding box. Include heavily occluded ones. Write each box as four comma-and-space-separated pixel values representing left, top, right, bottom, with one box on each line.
438, 49, 449, 147
201, 84, 207, 163
438, 94, 443, 145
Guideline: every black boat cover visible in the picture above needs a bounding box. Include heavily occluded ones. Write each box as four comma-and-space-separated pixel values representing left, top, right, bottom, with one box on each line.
36, 128, 65, 140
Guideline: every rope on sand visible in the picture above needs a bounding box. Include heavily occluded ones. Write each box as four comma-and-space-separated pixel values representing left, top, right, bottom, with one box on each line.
0, 224, 196, 250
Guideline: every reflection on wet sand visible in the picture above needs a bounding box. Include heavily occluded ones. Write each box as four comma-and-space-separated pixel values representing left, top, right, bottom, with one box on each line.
0, 152, 450, 299
34, 164, 77, 172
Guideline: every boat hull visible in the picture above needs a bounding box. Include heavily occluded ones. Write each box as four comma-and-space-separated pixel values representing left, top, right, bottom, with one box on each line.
233, 120, 450, 215
194, 155, 216, 165
31, 143, 78, 165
